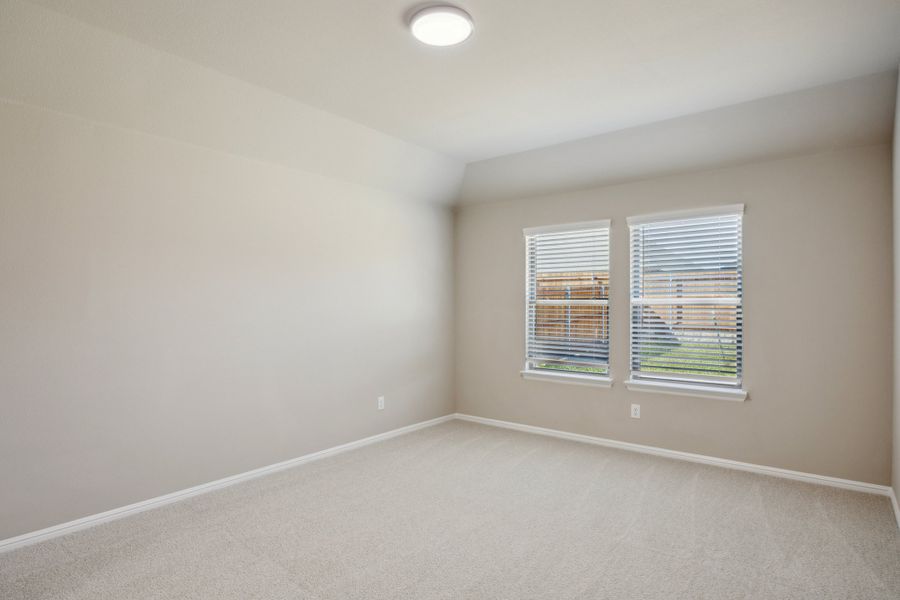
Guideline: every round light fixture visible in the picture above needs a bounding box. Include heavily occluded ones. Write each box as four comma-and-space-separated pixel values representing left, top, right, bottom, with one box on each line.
409, 5, 473, 47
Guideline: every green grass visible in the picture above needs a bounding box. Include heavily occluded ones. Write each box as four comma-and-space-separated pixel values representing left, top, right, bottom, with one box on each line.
537, 363, 608, 375
639, 342, 737, 377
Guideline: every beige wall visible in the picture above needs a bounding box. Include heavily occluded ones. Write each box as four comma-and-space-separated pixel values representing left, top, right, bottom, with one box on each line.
456, 145, 893, 485
0, 0, 460, 542
0, 99, 455, 540
1, 0, 895, 543
893, 68, 900, 500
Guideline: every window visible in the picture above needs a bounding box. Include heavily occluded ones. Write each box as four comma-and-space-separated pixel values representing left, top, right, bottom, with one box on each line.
626, 206, 745, 399
524, 221, 610, 383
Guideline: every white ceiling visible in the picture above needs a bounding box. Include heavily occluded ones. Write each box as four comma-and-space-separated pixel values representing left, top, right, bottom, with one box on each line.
27, 0, 900, 162
461, 72, 897, 202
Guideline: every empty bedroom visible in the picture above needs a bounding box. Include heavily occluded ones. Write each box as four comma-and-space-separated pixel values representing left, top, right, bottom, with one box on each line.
1, 1, 900, 598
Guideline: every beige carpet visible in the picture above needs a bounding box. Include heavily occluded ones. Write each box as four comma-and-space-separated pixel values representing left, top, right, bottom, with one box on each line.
1, 419, 899, 599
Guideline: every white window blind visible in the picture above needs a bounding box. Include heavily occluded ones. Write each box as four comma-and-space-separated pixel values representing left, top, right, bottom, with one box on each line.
628, 206, 743, 388
525, 221, 610, 377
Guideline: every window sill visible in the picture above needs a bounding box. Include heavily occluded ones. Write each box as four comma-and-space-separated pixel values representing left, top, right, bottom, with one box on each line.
520, 370, 613, 388
624, 379, 747, 401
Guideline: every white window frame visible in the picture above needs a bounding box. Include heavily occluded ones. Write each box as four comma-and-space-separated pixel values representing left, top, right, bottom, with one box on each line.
521, 220, 612, 387
625, 205, 746, 401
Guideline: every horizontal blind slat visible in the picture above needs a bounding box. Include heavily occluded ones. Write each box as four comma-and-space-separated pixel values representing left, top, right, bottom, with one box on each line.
526, 224, 610, 376
629, 209, 743, 386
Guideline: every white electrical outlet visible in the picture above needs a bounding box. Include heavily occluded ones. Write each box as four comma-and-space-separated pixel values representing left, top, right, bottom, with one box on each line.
377, 396, 385, 410
630, 403, 641, 419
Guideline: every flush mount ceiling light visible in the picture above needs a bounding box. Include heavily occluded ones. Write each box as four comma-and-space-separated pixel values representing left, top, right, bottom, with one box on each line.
409, 5, 473, 46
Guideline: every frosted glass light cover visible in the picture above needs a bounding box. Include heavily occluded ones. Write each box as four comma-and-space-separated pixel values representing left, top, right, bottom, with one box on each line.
410, 6, 473, 46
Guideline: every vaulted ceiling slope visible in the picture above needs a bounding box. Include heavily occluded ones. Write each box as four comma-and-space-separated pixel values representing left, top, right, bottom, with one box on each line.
461, 71, 898, 203
27, 0, 900, 162
1, 0, 465, 204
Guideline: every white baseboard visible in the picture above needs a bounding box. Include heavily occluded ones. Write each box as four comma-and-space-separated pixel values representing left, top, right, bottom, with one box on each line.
3, 411, 896, 553
891, 488, 900, 531
454, 413, 895, 500
0, 414, 455, 554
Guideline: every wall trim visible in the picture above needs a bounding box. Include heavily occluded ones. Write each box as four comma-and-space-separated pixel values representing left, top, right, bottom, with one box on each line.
0, 414, 456, 554
891, 488, 900, 531
2, 411, 896, 553
454, 413, 895, 500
